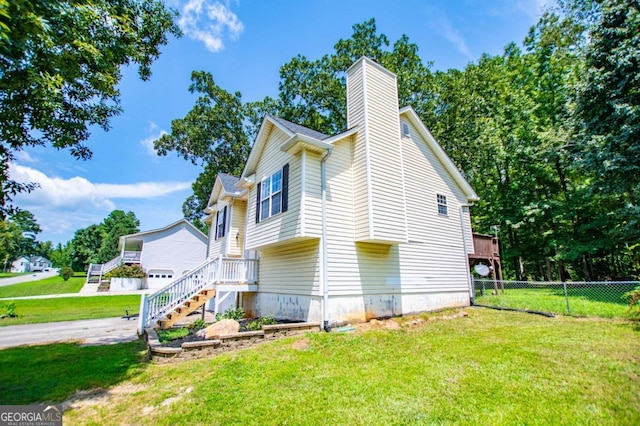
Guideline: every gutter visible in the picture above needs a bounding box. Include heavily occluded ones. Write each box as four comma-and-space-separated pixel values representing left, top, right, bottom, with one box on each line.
320, 146, 333, 332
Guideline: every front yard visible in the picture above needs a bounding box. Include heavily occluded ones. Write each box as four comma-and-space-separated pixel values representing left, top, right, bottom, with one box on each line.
0, 295, 140, 326
1, 308, 636, 425
0, 273, 86, 298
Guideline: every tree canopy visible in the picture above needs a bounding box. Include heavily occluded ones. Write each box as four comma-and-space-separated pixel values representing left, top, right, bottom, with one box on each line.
0, 0, 181, 217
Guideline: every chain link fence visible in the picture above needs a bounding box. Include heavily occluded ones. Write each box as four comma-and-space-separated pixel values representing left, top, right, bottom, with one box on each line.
473, 279, 639, 318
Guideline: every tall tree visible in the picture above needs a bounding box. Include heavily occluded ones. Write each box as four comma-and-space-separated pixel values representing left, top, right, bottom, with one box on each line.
0, 0, 181, 217
96, 210, 139, 263
574, 0, 640, 247
154, 71, 251, 225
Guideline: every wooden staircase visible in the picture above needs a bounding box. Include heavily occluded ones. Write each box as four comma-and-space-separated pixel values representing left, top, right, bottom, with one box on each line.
158, 289, 216, 329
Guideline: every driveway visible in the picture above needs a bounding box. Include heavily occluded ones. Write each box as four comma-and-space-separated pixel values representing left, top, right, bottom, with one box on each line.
0, 317, 140, 349
0, 270, 59, 287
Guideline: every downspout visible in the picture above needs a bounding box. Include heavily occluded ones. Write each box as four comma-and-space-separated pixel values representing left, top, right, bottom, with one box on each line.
459, 204, 474, 305
321, 146, 333, 332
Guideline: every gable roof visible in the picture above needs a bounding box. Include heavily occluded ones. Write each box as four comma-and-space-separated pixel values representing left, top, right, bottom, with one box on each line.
399, 106, 479, 202
118, 219, 207, 247
269, 116, 330, 141
243, 115, 331, 177
218, 173, 240, 193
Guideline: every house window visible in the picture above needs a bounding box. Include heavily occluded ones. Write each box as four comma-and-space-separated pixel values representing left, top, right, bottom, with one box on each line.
256, 164, 289, 223
215, 206, 227, 240
402, 122, 410, 137
437, 194, 448, 216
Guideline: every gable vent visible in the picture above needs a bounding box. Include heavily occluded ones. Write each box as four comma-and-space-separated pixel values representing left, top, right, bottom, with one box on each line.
402, 122, 410, 137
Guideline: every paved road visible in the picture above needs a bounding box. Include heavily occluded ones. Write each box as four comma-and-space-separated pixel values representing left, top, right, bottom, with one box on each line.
0, 270, 59, 287
0, 317, 140, 349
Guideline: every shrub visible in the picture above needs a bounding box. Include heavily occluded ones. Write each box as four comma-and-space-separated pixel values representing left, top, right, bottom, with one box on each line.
215, 307, 244, 322
247, 316, 276, 331
624, 285, 640, 319
187, 318, 207, 330
105, 264, 145, 279
1, 301, 17, 318
59, 266, 74, 281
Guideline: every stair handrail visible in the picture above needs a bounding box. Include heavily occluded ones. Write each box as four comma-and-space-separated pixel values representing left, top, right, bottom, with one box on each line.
102, 255, 122, 275
140, 256, 220, 330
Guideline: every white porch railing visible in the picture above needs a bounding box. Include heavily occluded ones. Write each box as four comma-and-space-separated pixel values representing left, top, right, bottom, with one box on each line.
138, 256, 258, 331
86, 251, 143, 283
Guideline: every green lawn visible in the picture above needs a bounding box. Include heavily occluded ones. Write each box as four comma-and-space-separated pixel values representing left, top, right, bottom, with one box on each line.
475, 283, 637, 318
12, 308, 632, 425
0, 274, 86, 298
0, 272, 30, 279
0, 295, 140, 326
0, 340, 148, 405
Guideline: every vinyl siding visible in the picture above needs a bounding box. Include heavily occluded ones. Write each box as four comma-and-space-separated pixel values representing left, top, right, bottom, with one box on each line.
227, 200, 247, 257
139, 225, 207, 274
245, 127, 302, 250
258, 239, 320, 296
346, 63, 371, 241
364, 64, 408, 243
323, 120, 471, 299
346, 57, 407, 243
302, 151, 323, 237
207, 200, 228, 259
396, 119, 471, 291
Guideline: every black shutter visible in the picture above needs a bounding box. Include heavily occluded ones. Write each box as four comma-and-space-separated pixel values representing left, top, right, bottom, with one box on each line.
282, 163, 289, 213
255, 181, 261, 223
214, 210, 220, 240
222, 205, 227, 237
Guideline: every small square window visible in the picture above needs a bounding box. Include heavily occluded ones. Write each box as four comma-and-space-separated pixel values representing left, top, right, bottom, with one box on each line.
437, 194, 448, 216
402, 122, 410, 137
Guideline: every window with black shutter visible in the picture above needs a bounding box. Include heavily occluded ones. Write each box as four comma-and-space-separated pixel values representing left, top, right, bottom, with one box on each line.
256, 164, 289, 222
215, 205, 227, 239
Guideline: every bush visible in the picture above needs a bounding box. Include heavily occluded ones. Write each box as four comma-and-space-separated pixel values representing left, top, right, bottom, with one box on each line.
105, 264, 145, 279
215, 307, 244, 322
1, 301, 17, 318
247, 316, 277, 331
59, 266, 74, 281
624, 285, 640, 319
187, 318, 207, 330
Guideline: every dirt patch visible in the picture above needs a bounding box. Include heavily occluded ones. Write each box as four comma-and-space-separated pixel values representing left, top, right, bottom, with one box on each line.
354, 310, 469, 332
291, 338, 310, 350
62, 383, 147, 410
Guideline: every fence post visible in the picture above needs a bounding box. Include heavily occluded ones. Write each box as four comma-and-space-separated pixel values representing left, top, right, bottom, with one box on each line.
471, 276, 476, 305
562, 281, 571, 315
138, 293, 148, 335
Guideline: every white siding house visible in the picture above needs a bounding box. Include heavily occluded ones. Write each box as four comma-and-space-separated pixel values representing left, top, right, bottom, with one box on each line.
140, 57, 480, 330
117, 220, 208, 290
203, 57, 479, 326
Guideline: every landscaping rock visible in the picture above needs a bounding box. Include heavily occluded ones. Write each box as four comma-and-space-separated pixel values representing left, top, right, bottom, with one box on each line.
198, 319, 240, 339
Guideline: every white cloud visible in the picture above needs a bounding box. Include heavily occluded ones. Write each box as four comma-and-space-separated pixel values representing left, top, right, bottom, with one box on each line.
10, 164, 191, 210
515, 0, 554, 20
140, 122, 168, 157
178, 0, 244, 53
8, 164, 192, 241
432, 15, 473, 60
14, 151, 36, 163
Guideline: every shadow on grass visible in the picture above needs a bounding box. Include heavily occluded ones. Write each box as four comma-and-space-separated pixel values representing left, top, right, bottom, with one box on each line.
0, 339, 148, 405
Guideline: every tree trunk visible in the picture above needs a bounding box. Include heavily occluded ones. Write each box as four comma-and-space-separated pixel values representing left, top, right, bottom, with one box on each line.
545, 257, 553, 281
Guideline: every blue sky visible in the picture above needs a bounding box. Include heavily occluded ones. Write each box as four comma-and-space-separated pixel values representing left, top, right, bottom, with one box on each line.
10, 0, 550, 245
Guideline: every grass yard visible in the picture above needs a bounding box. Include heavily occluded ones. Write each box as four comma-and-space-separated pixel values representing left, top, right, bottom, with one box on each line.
475, 284, 637, 318
0, 295, 140, 326
0, 272, 29, 279
7, 308, 632, 425
0, 340, 148, 405
0, 273, 86, 298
